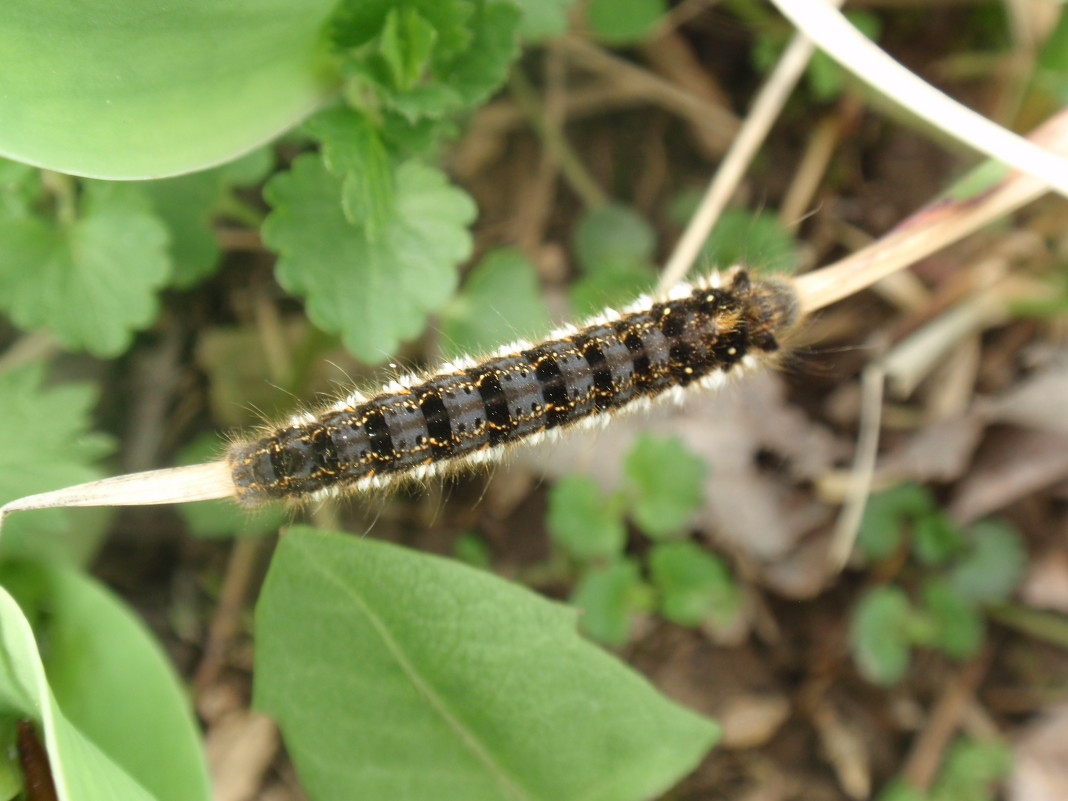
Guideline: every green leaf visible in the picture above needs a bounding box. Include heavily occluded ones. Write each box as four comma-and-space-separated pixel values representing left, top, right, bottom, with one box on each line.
0, 159, 41, 218
875, 778, 927, 801
255, 526, 719, 801
263, 153, 475, 363
649, 542, 740, 628
571, 204, 656, 316
913, 512, 966, 566
919, 578, 984, 660
452, 531, 492, 570
856, 484, 935, 561
950, 520, 1027, 605
379, 8, 438, 91
930, 737, 1012, 801
0, 1, 339, 178
514, 0, 574, 40
0, 363, 113, 564
805, 11, 881, 102
700, 209, 799, 275
547, 475, 628, 562
0, 181, 170, 356
851, 586, 913, 684
570, 559, 651, 648
0, 563, 210, 801
176, 436, 287, 539
624, 435, 706, 540
438, 247, 552, 360
306, 106, 395, 239
575, 204, 656, 276
143, 148, 273, 288
586, 0, 666, 42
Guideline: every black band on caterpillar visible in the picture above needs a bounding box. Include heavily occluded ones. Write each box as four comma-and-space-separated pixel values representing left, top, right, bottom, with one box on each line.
226, 269, 800, 506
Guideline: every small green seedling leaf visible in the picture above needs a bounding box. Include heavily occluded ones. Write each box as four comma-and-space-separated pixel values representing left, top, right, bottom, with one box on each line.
929, 737, 1012, 801
547, 475, 628, 562
0, 362, 113, 564
438, 247, 552, 359
586, 0, 665, 42
571, 204, 657, 315
452, 531, 492, 570
0, 563, 211, 801
0, 181, 170, 356
176, 436, 287, 539
851, 585, 913, 684
263, 153, 475, 363
571, 558, 651, 647
913, 512, 966, 566
920, 578, 984, 660
856, 484, 935, 561
378, 8, 438, 92
950, 519, 1027, 605
624, 435, 706, 540
649, 541, 740, 628
875, 778, 927, 801
700, 208, 799, 275
514, 0, 575, 40
255, 526, 719, 801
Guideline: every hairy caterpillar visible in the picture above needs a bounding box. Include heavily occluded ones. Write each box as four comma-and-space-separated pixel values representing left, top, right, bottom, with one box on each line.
226, 267, 799, 505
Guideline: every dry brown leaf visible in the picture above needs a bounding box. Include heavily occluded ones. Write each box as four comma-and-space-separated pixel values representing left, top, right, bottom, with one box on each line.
206, 710, 280, 801
1020, 548, 1068, 614
1009, 705, 1068, 801
949, 428, 1068, 523
984, 359, 1068, 435
875, 411, 986, 483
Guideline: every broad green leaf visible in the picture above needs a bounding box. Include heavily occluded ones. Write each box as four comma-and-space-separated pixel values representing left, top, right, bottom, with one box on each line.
701, 209, 799, 275
586, 0, 666, 42
648, 542, 740, 628
176, 436, 286, 539
438, 247, 552, 359
255, 527, 719, 801
0, 1, 338, 179
306, 107, 396, 239
547, 475, 627, 562
263, 153, 475, 363
0, 181, 170, 356
0, 562, 210, 801
624, 435, 706, 540
569, 263, 657, 319
514, 0, 575, 40
0, 160, 40, 219
856, 484, 934, 561
920, 579, 983, 659
0, 363, 112, 565
851, 586, 913, 684
950, 520, 1027, 605
570, 559, 651, 648
0, 572, 208, 801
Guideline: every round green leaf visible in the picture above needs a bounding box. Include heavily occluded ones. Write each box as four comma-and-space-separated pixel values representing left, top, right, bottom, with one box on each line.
850, 585, 913, 685
0, 2, 339, 178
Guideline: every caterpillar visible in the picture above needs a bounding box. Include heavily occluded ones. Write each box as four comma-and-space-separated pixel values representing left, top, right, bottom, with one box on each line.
0, 264, 813, 521
226, 267, 799, 506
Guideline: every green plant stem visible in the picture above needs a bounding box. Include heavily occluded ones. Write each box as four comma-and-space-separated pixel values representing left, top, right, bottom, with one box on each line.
215, 191, 266, 228
41, 170, 78, 225
508, 67, 609, 209
989, 603, 1068, 650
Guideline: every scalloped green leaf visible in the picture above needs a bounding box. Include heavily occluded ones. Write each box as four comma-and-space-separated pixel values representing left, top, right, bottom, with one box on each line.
0, 563, 210, 801
851, 585, 913, 685
0, 181, 170, 356
255, 526, 718, 801
0, 1, 339, 178
547, 475, 628, 562
438, 247, 552, 359
623, 435, 706, 540
263, 153, 475, 363
648, 542, 740, 628
0, 363, 112, 565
